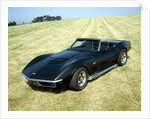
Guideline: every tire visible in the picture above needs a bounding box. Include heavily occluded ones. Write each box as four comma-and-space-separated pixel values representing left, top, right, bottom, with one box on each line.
69, 67, 88, 91
117, 49, 127, 66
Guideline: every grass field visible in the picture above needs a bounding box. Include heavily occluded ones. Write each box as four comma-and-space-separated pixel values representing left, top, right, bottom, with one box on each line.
8, 14, 141, 111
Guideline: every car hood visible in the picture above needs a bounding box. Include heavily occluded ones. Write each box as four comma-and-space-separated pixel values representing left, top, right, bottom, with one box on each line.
50, 49, 79, 59
22, 49, 88, 80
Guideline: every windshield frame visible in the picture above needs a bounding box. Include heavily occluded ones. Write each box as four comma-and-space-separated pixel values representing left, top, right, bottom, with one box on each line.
68, 39, 101, 51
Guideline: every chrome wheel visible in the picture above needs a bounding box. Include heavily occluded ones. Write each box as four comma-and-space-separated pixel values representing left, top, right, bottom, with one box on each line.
69, 67, 88, 91
121, 52, 127, 64
78, 71, 87, 87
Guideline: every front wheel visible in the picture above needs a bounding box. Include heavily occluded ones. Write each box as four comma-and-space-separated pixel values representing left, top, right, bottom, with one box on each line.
69, 67, 88, 91
117, 49, 127, 66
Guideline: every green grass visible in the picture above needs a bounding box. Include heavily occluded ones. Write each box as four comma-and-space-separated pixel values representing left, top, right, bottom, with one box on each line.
8, 14, 141, 111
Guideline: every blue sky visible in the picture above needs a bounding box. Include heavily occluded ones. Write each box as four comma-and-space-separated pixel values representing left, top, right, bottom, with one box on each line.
8, 7, 141, 24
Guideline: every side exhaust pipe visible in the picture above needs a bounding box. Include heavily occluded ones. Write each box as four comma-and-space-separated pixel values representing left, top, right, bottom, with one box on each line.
88, 64, 117, 80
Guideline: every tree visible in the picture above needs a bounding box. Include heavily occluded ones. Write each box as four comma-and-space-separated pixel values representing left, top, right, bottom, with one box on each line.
32, 15, 62, 23
38, 16, 44, 22
8, 22, 11, 26
32, 16, 44, 23
32, 18, 37, 23
51, 16, 56, 21
46, 15, 52, 21
8, 21, 16, 26
13, 21, 16, 25
44, 15, 47, 21
56, 16, 62, 20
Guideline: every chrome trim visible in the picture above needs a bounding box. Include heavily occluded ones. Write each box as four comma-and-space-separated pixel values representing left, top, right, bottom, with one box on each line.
68, 39, 77, 49
21, 72, 63, 83
98, 40, 101, 51
78, 71, 87, 87
88, 64, 117, 80
93, 62, 96, 65
39, 84, 56, 88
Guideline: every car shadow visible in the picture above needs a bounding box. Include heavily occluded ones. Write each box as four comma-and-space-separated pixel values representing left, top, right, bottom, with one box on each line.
27, 67, 118, 93
27, 81, 71, 94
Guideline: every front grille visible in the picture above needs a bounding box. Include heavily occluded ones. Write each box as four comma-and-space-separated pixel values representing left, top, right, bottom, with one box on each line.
39, 82, 56, 88
29, 80, 56, 88
30, 81, 41, 86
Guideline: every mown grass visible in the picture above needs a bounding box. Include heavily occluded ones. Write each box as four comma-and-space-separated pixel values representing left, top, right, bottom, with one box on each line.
8, 14, 141, 111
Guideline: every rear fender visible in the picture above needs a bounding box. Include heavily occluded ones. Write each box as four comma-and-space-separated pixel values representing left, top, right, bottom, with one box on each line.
115, 41, 131, 62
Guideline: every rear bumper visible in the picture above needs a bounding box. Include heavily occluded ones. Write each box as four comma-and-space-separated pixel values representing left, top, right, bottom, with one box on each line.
21, 72, 63, 88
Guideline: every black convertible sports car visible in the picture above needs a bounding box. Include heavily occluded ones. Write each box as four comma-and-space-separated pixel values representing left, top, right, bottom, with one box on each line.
21, 38, 132, 91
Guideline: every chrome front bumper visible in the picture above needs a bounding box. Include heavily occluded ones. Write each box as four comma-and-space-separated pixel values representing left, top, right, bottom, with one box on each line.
21, 72, 63, 88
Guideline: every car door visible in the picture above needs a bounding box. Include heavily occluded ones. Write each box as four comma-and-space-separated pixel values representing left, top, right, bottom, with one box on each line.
96, 47, 116, 70
86, 51, 100, 74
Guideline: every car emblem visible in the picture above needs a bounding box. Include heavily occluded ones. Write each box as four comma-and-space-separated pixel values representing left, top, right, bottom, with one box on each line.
32, 72, 36, 75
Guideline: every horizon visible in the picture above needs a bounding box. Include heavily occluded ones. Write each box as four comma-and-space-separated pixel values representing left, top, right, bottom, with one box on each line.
8, 7, 141, 24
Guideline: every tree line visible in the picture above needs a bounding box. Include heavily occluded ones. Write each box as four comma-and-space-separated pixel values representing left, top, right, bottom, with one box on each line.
8, 21, 16, 26
8, 15, 62, 26
32, 15, 62, 23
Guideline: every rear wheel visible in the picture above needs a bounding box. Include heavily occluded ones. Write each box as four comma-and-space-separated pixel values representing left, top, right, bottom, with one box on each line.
69, 67, 88, 91
117, 49, 127, 66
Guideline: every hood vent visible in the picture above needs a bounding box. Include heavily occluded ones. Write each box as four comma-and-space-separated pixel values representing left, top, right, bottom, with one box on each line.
48, 57, 68, 64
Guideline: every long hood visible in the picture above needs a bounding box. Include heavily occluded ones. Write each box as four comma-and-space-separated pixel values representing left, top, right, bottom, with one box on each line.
22, 50, 88, 80
50, 50, 80, 59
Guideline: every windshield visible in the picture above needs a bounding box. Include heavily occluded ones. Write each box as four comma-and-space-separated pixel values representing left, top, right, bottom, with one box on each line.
69, 39, 100, 51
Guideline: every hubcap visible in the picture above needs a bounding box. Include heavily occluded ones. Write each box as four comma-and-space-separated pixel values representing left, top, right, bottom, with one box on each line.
78, 71, 86, 87
121, 52, 127, 64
